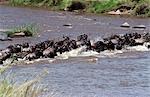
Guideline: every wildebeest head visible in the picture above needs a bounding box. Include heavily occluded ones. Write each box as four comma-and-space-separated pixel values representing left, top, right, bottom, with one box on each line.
77, 34, 88, 41
43, 47, 57, 58
22, 42, 29, 48
143, 33, 150, 42
41, 40, 54, 49
63, 36, 70, 41
105, 40, 115, 50
93, 41, 107, 52
132, 32, 141, 39
69, 40, 77, 50
7, 44, 21, 53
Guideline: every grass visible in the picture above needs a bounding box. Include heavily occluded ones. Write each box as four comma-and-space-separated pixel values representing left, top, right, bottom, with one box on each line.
8, 0, 150, 17
0, 66, 9, 75
0, 79, 41, 97
6, 23, 38, 37
87, 0, 119, 13
132, 0, 150, 17
0, 66, 48, 97
9, 0, 70, 10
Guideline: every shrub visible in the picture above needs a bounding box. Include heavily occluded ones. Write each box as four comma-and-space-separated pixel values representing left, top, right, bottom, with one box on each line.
0, 67, 48, 97
87, 0, 119, 13
0, 79, 41, 97
6, 24, 37, 37
133, 3, 150, 16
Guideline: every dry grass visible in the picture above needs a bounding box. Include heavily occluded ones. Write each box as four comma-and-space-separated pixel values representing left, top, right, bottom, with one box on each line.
0, 66, 9, 74
0, 67, 48, 97
0, 79, 41, 97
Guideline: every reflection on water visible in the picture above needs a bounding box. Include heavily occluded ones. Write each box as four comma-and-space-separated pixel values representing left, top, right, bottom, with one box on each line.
0, 5, 150, 97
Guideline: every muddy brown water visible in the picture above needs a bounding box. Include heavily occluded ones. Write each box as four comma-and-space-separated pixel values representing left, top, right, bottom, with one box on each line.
0, 5, 150, 97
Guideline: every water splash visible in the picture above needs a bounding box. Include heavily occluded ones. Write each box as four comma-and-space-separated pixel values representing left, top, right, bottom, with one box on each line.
56, 46, 87, 59
126, 43, 150, 52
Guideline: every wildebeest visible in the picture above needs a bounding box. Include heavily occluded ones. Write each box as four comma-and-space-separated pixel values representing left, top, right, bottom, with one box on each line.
0, 32, 150, 64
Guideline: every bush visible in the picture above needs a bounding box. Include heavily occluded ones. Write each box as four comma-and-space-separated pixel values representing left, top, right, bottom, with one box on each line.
87, 0, 119, 13
8, 0, 150, 17
0, 67, 48, 97
0, 79, 41, 97
133, 3, 150, 16
6, 24, 37, 37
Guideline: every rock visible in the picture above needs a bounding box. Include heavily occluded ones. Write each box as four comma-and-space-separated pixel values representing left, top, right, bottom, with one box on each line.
10, 32, 26, 37
63, 23, 72, 27
108, 9, 131, 15
116, 10, 121, 14
108, 11, 117, 15
120, 22, 130, 28
0, 32, 11, 41
108, 10, 121, 15
133, 25, 146, 29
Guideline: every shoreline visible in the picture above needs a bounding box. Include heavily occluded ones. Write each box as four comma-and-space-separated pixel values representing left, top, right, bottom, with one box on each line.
0, 1, 150, 18
0, 5, 149, 19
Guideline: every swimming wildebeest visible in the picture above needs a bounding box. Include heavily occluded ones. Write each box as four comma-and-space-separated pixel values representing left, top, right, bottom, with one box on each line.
0, 32, 150, 64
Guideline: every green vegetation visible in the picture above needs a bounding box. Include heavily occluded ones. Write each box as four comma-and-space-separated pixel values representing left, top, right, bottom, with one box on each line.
87, 0, 119, 13
0, 67, 48, 97
132, 0, 150, 17
0, 67, 40, 97
9, 0, 72, 10
0, 79, 41, 97
0, 66, 9, 74
6, 24, 37, 37
7, 0, 150, 17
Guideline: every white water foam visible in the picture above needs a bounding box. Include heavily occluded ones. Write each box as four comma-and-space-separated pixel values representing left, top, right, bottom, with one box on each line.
56, 42, 150, 60
56, 46, 87, 59
79, 50, 99, 57
24, 58, 56, 64
56, 46, 123, 59
127, 45, 149, 51
99, 50, 124, 58
126, 43, 150, 52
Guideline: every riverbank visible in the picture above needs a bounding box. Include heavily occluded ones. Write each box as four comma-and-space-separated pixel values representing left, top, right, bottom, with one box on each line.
1, 5, 150, 97
1, 0, 150, 17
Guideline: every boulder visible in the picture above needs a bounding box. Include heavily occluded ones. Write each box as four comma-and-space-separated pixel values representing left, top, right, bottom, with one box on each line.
63, 23, 72, 27
108, 10, 121, 15
120, 22, 130, 28
133, 25, 146, 29
108, 9, 131, 15
0, 31, 11, 41
11, 32, 26, 37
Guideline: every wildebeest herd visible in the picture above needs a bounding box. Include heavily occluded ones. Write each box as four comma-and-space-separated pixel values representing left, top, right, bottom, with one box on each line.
0, 32, 150, 64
